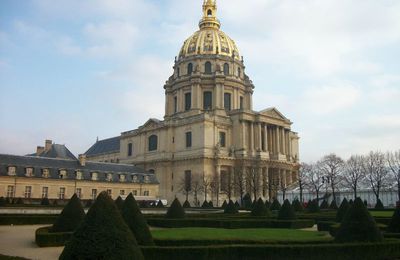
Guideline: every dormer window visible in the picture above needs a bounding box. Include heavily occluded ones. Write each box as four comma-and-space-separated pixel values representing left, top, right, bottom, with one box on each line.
132, 175, 138, 183
59, 170, 67, 179
119, 174, 126, 182
144, 175, 150, 183
91, 172, 98, 181
25, 167, 34, 177
107, 173, 113, 182
7, 166, 16, 176
42, 169, 50, 178
76, 171, 83, 180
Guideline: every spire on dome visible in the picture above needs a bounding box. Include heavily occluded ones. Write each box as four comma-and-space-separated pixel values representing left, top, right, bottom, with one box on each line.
199, 0, 220, 30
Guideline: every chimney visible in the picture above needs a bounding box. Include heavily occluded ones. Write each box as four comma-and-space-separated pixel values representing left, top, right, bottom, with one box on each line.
45, 140, 52, 151
36, 146, 45, 155
79, 154, 86, 167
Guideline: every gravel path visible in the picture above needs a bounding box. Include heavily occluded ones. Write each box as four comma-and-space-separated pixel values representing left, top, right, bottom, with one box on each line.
0, 225, 63, 260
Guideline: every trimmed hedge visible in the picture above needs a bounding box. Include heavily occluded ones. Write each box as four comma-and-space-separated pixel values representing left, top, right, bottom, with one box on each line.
153, 239, 332, 247
146, 218, 314, 229
336, 198, 349, 222
387, 207, 400, 233
224, 200, 239, 214
141, 241, 400, 260
51, 194, 85, 233
166, 198, 185, 219
183, 200, 191, 208
251, 198, 271, 217
270, 199, 281, 211
375, 199, 384, 210
0, 215, 57, 225
329, 200, 338, 210
278, 200, 296, 220
317, 221, 336, 232
35, 226, 72, 247
292, 200, 304, 212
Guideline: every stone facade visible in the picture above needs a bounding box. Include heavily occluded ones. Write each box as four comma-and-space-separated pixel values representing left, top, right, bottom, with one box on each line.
85, 0, 300, 205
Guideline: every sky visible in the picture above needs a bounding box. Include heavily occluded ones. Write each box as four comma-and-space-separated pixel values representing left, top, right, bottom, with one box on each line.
0, 0, 399, 162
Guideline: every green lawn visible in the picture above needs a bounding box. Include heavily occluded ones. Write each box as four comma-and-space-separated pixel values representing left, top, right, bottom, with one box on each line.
370, 211, 395, 217
152, 228, 331, 242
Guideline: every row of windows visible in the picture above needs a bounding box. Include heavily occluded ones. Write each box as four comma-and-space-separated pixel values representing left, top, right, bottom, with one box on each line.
177, 62, 242, 77
6, 167, 150, 183
173, 92, 244, 113
6, 185, 150, 200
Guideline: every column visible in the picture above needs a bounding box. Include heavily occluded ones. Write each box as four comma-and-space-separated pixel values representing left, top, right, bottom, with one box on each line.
250, 122, 254, 152
282, 129, 286, 155
264, 124, 268, 152
242, 120, 247, 149
258, 123, 262, 151
178, 89, 183, 112
287, 132, 292, 158
275, 126, 280, 154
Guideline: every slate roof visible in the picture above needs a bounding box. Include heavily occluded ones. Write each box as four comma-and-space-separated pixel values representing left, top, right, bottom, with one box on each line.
27, 144, 77, 160
84, 136, 120, 157
0, 154, 158, 184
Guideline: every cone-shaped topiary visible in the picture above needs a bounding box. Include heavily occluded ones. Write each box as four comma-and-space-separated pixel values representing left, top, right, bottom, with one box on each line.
265, 200, 271, 209
251, 199, 257, 209
387, 207, 400, 233
329, 200, 338, 210
335, 198, 383, 243
60, 191, 144, 260
41, 197, 50, 206
320, 200, 329, 209
166, 198, 185, 219
375, 199, 384, 210
235, 201, 240, 209
292, 199, 304, 212
305, 199, 312, 209
364, 200, 368, 207
251, 198, 271, 217
208, 201, 214, 208
156, 200, 164, 208
336, 198, 350, 222
243, 193, 252, 209
115, 196, 124, 211
183, 200, 191, 208
278, 199, 297, 220
201, 200, 209, 208
270, 199, 281, 211
349, 199, 354, 205
224, 200, 239, 214
307, 199, 320, 213
221, 200, 227, 209
121, 193, 154, 246
51, 194, 85, 233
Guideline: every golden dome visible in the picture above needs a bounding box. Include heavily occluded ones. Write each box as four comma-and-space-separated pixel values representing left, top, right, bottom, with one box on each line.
178, 0, 241, 61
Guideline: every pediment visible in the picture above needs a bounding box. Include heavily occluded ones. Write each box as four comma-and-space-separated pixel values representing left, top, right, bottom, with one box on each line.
259, 107, 289, 121
139, 118, 163, 131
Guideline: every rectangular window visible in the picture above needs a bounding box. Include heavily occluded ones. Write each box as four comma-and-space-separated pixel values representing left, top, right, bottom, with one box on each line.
7, 185, 14, 198
132, 190, 138, 196
24, 186, 32, 198
59, 187, 65, 200
8, 166, 16, 176
91, 189, 97, 200
128, 143, 133, 156
186, 132, 192, 148
25, 168, 34, 177
143, 191, 149, 196
174, 96, 178, 113
76, 188, 82, 198
185, 92, 191, 111
184, 170, 192, 191
219, 132, 226, 147
224, 93, 231, 111
203, 91, 212, 110
240, 96, 244, 109
42, 187, 48, 198
120, 190, 125, 196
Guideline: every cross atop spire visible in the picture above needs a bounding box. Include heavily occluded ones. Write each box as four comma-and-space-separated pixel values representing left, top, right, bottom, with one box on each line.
199, 0, 220, 30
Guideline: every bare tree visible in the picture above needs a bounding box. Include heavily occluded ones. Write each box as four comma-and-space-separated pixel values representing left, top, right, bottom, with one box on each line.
191, 176, 204, 207
319, 153, 344, 201
178, 176, 192, 202
202, 175, 212, 203
387, 150, 400, 201
344, 155, 365, 199
298, 163, 312, 202
363, 151, 389, 202
220, 171, 233, 200
210, 173, 220, 206
233, 166, 246, 204
246, 167, 261, 200
305, 162, 324, 201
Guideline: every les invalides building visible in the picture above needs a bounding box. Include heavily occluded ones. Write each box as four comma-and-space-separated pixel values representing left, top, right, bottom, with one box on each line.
85, 0, 300, 204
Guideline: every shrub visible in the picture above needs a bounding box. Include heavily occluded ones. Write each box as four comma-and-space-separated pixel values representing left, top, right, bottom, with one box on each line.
243, 193, 252, 209
115, 196, 124, 211
329, 200, 338, 210
270, 199, 281, 211
0, 197, 6, 207
265, 200, 271, 209
307, 200, 320, 213
364, 200, 368, 207
166, 198, 185, 219
251, 199, 257, 209
183, 200, 191, 208
251, 198, 271, 217
52, 200, 58, 206
235, 201, 240, 209
221, 200, 227, 209
375, 199, 384, 210
387, 207, 400, 233
335, 198, 383, 243
156, 200, 164, 208
51, 194, 85, 233
349, 199, 354, 205
201, 201, 209, 208
122, 193, 154, 246
224, 200, 239, 214
41, 197, 50, 206
208, 201, 214, 208
84, 200, 92, 208
35, 226, 72, 247
336, 198, 350, 222
320, 200, 329, 209
278, 199, 296, 220
15, 198, 24, 205
292, 199, 304, 212
59, 191, 144, 260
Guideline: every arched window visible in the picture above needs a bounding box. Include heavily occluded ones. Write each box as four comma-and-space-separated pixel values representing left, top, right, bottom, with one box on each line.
207, 9, 212, 16
187, 63, 193, 75
148, 169, 155, 174
148, 135, 158, 151
223, 63, 229, 75
177, 67, 180, 77
205, 61, 212, 74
